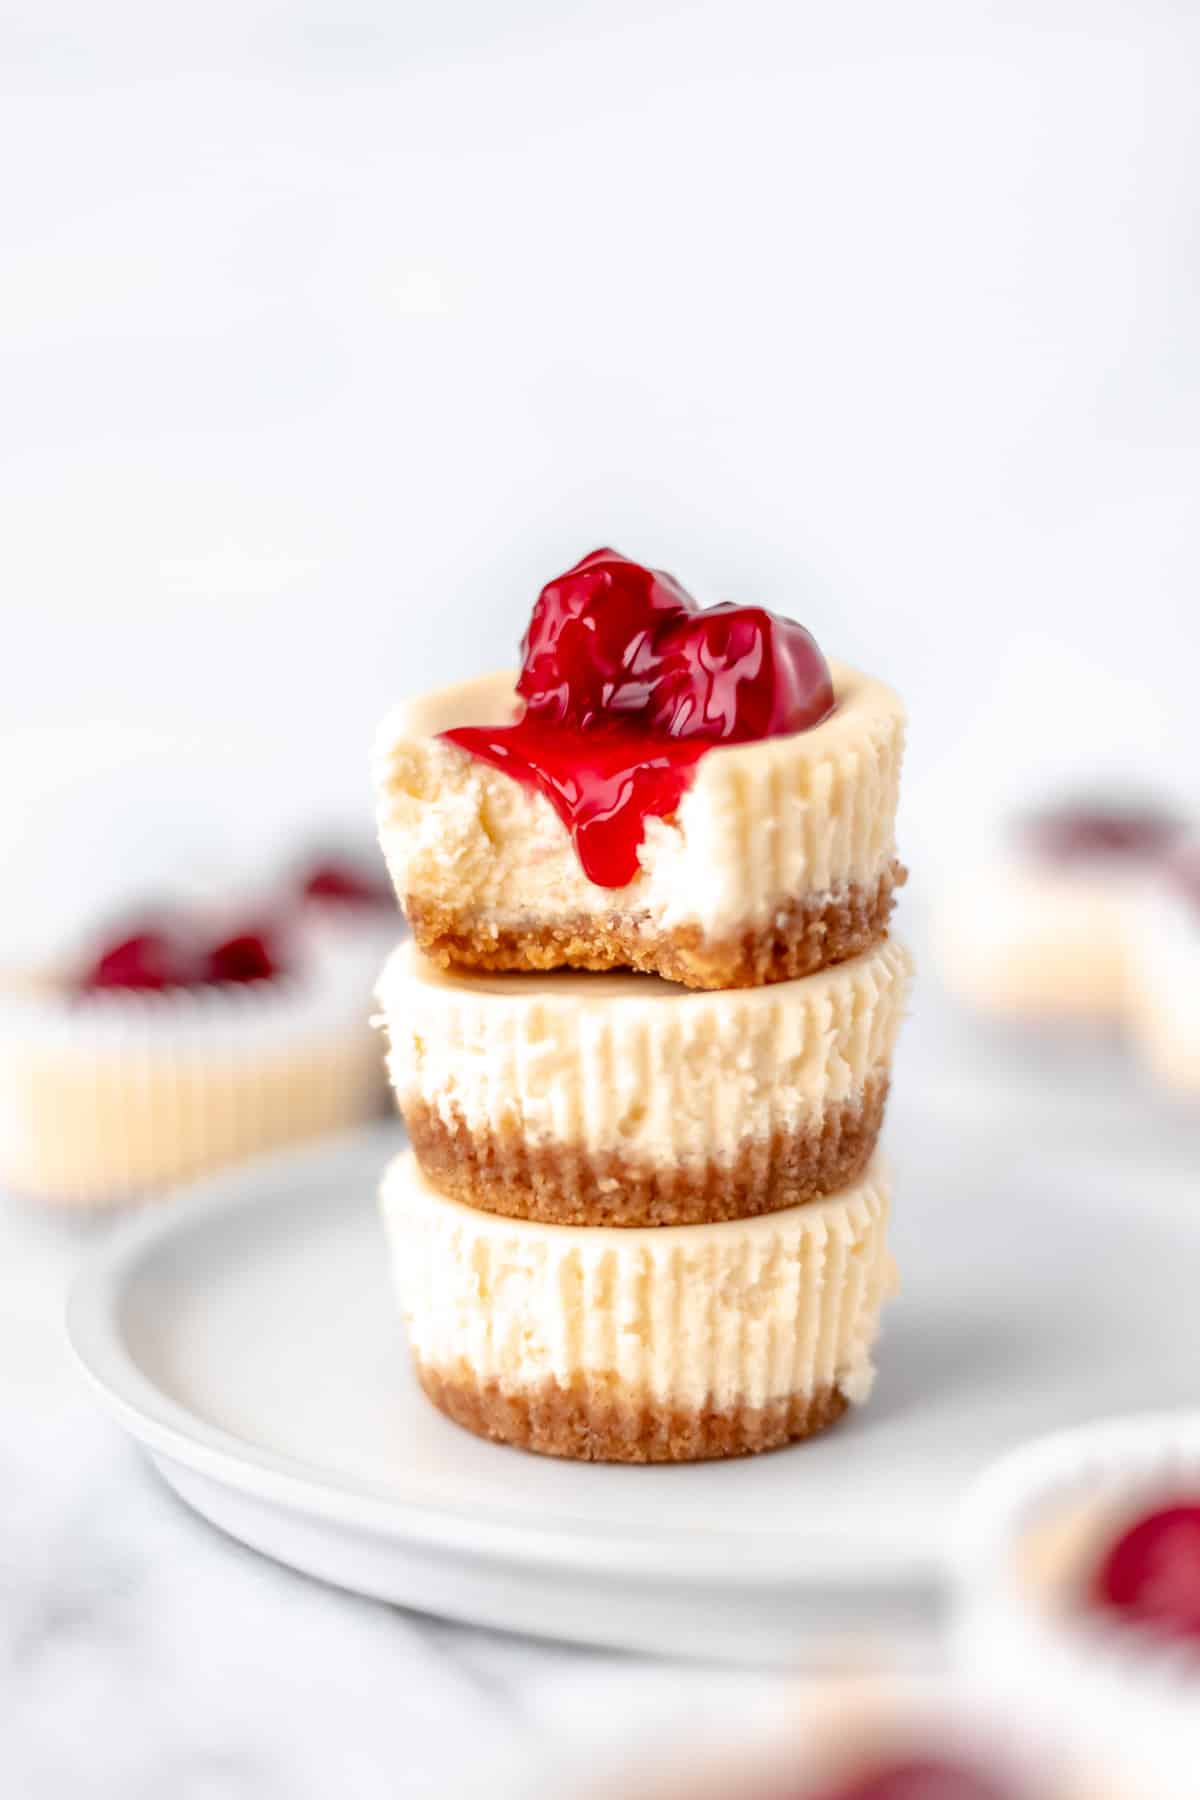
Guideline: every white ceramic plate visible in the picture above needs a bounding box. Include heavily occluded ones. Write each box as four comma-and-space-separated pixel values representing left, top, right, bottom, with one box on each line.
67, 1089, 1200, 1661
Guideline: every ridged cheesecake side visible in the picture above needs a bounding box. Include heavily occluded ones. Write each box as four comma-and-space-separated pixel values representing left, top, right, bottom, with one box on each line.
380, 1150, 896, 1463
378, 938, 911, 1225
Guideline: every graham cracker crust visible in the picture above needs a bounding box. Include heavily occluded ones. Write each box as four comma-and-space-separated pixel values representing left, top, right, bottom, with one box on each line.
403, 1070, 890, 1227
415, 1363, 850, 1462
406, 860, 905, 991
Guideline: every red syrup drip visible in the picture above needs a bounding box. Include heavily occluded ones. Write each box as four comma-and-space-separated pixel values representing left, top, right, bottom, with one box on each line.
1092, 1501, 1200, 1644
444, 717, 709, 890
809, 1757, 1017, 1800
443, 548, 835, 888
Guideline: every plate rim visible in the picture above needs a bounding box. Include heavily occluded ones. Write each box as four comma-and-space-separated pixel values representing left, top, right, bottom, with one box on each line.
65, 1124, 934, 1592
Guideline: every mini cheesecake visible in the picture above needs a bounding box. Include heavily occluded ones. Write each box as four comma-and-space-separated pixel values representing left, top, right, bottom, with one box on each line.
380, 1148, 895, 1463
377, 936, 911, 1226
937, 800, 1181, 1023
376, 662, 904, 991
956, 1418, 1200, 1800
0, 910, 383, 1208
375, 550, 905, 991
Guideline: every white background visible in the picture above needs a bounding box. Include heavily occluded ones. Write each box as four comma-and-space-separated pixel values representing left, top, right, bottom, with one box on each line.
3, 0, 1198, 931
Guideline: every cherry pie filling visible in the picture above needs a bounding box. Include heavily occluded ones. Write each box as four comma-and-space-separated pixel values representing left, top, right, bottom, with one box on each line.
444, 548, 836, 888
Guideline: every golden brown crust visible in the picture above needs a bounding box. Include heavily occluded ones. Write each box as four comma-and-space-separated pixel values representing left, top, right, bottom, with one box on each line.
405, 861, 906, 991
415, 1362, 850, 1462
402, 1071, 890, 1226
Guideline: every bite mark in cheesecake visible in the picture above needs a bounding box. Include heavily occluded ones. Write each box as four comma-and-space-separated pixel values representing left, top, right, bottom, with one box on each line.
376, 656, 905, 990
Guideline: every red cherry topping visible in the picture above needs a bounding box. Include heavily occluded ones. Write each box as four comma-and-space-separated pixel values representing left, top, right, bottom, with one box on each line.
445, 549, 835, 887
1021, 802, 1180, 865
1092, 1501, 1200, 1643
205, 929, 282, 985
811, 1757, 1017, 1800
301, 858, 392, 909
81, 929, 192, 993
649, 603, 833, 742
518, 548, 695, 728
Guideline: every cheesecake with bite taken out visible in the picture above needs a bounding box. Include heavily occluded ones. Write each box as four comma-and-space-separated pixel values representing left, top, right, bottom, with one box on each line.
375, 550, 906, 992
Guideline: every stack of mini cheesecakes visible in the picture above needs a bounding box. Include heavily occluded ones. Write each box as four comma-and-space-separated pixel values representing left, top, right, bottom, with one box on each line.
373, 553, 910, 1463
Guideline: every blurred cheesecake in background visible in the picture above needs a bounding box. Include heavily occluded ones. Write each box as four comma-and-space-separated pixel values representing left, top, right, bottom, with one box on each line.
1126, 836, 1200, 1096
0, 731, 401, 1208
0, 886, 389, 1208
935, 798, 1183, 1023
294, 846, 402, 973
956, 1416, 1200, 1800
572, 1678, 1107, 1800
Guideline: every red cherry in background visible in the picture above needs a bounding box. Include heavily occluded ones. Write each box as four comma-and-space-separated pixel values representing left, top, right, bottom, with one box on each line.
204, 929, 283, 986
79, 918, 287, 993
80, 927, 196, 993
1092, 1502, 1200, 1643
1021, 803, 1181, 865
301, 859, 391, 908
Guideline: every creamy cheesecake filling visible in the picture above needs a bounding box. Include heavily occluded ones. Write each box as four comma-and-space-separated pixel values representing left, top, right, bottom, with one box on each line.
380, 1150, 895, 1447
379, 937, 909, 1222
374, 661, 904, 983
